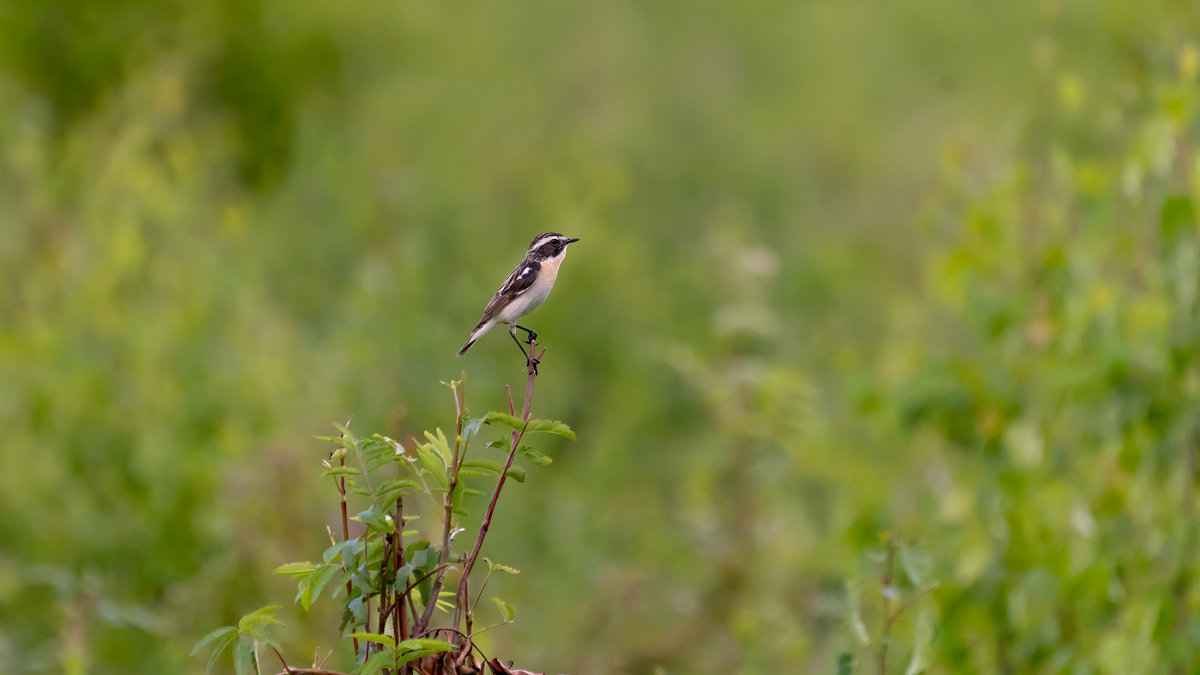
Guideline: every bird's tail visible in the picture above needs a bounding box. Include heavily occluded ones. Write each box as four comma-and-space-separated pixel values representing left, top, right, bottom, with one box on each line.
457, 320, 494, 356
456, 338, 477, 356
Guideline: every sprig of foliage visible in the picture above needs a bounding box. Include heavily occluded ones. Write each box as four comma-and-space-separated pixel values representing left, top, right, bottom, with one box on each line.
839, 535, 937, 675
192, 352, 573, 674
188, 605, 283, 675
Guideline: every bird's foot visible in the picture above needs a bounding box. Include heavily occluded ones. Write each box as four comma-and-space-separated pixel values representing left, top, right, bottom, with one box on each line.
526, 355, 540, 375
515, 325, 538, 345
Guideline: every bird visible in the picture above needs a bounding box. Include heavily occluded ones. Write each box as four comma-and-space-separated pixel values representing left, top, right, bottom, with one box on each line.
457, 232, 580, 372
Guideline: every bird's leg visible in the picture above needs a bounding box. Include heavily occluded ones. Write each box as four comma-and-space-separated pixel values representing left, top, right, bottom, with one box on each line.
513, 324, 538, 345
509, 325, 540, 374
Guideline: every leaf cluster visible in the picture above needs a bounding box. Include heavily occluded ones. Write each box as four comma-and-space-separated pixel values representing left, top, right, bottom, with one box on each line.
191, 377, 573, 674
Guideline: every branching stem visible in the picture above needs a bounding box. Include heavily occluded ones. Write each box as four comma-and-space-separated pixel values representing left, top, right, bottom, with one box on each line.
452, 342, 543, 637
877, 538, 897, 675
333, 419, 358, 659
415, 382, 468, 634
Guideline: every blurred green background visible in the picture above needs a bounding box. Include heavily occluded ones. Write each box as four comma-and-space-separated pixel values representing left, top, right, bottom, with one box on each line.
3, 0, 1200, 673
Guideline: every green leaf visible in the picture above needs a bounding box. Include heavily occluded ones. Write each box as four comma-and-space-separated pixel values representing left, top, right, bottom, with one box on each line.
362, 437, 404, 472
311, 563, 340, 599
232, 635, 255, 675
237, 605, 283, 634
299, 563, 340, 611
519, 445, 553, 466
355, 504, 391, 533
190, 626, 236, 656
1161, 194, 1195, 245
394, 563, 417, 588
322, 465, 362, 478
505, 466, 527, 483
333, 422, 357, 444
845, 582, 869, 646
274, 562, 316, 577
522, 418, 576, 439
462, 416, 484, 442
460, 459, 503, 476
435, 591, 456, 612
204, 631, 238, 674
836, 652, 854, 675
416, 443, 449, 491
490, 596, 516, 622
424, 428, 452, 458
483, 412, 576, 439
356, 649, 396, 675
377, 477, 420, 499
344, 597, 367, 633
396, 637, 455, 654
899, 543, 934, 589
483, 412, 526, 432
344, 637, 455, 672
318, 434, 357, 450
237, 605, 283, 652
405, 541, 432, 565
322, 543, 341, 565
350, 632, 396, 648
484, 558, 520, 575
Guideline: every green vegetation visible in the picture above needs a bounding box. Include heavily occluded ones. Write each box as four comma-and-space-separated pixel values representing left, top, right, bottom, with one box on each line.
193, 374, 576, 675
2, 1, 1199, 673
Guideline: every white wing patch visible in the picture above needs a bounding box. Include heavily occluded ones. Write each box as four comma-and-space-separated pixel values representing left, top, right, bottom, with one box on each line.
518, 266, 534, 280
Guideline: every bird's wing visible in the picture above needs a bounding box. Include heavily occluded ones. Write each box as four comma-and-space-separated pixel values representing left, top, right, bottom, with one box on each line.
472, 259, 541, 329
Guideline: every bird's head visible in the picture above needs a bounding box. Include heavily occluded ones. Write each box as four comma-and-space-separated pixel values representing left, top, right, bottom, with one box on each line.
528, 232, 580, 262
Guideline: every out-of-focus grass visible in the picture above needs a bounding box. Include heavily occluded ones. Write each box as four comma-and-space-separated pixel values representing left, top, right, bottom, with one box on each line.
1, 1, 1197, 673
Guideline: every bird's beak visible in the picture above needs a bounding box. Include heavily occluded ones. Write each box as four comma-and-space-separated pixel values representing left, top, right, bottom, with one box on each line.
565, 237, 580, 244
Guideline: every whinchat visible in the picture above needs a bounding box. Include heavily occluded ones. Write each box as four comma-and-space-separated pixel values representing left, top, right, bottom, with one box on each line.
457, 232, 581, 371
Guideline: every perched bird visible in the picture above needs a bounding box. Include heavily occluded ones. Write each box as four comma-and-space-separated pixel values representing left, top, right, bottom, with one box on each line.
457, 232, 580, 371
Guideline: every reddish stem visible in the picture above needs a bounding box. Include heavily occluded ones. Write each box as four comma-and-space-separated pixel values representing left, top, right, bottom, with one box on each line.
452, 343, 543, 636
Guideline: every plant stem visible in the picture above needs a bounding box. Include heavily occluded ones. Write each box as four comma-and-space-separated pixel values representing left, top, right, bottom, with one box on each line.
395, 498, 407, 641
415, 384, 468, 634
878, 538, 897, 675
335, 420, 359, 659
452, 342, 542, 637
377, 535, 391, 637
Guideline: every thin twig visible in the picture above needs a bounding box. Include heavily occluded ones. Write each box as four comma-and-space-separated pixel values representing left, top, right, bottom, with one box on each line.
877, 539, 897, 675
471, 567, 493, 615
363, 582, 372, 658
395, 499, 407, 641
415, 383, 468, 633
270, 646, 290, 671
334, 419, 359, 659
415, 625, 493, 663
452, 342, 542, 636
377, 534, 393, 637
398, 563, 454, 603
